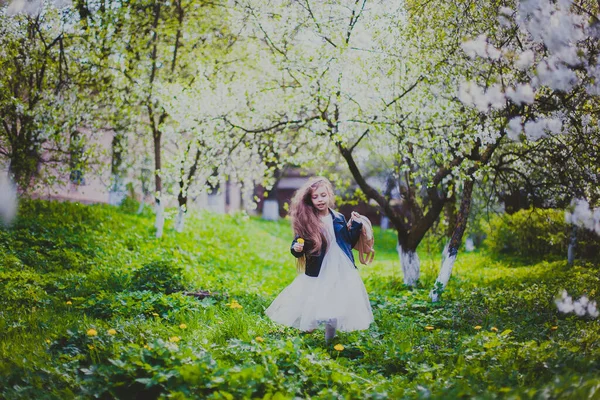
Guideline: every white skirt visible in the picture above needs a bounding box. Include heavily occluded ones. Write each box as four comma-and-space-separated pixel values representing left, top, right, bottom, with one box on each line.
265, 241, 373, 332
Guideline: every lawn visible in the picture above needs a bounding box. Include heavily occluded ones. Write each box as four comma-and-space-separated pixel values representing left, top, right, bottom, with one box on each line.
1, 200, 599, 399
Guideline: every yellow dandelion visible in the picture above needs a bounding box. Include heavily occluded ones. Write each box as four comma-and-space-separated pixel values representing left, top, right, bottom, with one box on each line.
144, 344, 150, 349
226, 300, 243, 309
179, 323, 188, 329
66, 300, 72, 305
255, 336, 265, 343
425, 326, 434, 331
169, 336, 181, 343
297, 238, 305, 244
86, 328, 98, 337
107, 329, 117, 335
152, 312, 159, 317
88, 344, 95, 350
474, 325, 482, 330
551, 326, 558, 330
334, 344, 345, 351
45, 339, 51, 344
490, 327, 498, 332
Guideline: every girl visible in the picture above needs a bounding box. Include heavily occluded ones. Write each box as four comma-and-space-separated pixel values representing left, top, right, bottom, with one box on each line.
265, 177, 373, 343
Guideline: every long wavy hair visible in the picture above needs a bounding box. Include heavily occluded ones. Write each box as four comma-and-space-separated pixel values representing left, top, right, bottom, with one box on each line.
289, 177, 336, 272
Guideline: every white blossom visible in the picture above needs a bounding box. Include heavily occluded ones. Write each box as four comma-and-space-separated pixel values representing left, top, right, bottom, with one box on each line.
461, 35, 501, 60
565, 199, 600, 235
506, 117, 523, 141
515, 50, 535, 70
523, 118, 562, 141
536, 61, 579, 91
458, 82, 505, 112
506, 84, 535, 105
556, 290, 599, 318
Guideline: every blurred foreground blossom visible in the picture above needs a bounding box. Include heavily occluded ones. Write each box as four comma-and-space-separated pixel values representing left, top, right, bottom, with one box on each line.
565, 199, 600, 235
555, 290, 599, 318
0, 174, 17, 226
6, 0, 71, 16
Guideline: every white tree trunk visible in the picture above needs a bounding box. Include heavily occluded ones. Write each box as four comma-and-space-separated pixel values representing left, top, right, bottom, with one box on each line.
380, 216, 389, 230
175, 208, 186, 233
430, 244, 457, 302
0, 173, 17, 225
155, 202, 165, 238
567, 225, 577, 265
137, 199, 145, 215
108, 174, 127, 205
263, 199, 280, 221
207, 192, 226, 214
397, 245, 420, 287
465, 237, 475, 252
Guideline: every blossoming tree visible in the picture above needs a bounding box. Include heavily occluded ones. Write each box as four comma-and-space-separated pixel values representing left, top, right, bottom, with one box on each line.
234, 0, 511, 291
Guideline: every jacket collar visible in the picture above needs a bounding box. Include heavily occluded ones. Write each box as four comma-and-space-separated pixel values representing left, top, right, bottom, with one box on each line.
329, 208, 345, 225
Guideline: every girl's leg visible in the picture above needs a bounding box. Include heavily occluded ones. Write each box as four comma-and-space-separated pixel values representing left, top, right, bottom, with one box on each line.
325, 318, 337, 343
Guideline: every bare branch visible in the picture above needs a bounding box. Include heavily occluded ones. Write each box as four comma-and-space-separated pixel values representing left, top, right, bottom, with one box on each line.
345, 0, 367, 45
348, 128, 369, 153
385, 76, 425, 109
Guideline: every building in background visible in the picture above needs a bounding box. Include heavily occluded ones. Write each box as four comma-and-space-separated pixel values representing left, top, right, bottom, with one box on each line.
23, 128, 247, 215
255, 168, 385, 226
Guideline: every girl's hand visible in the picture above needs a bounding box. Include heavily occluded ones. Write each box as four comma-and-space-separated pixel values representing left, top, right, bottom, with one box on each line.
293, 238, 304, 252
350, 211, 361, 222
293, 242, 304, 252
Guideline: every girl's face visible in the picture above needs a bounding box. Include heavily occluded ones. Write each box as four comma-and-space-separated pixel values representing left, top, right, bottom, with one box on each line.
310, 184, 330, 214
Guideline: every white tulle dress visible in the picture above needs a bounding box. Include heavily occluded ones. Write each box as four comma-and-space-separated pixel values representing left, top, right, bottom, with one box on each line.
266, 213, 373, 332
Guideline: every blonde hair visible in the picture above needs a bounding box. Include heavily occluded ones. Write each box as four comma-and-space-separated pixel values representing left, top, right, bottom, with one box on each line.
289, 177, 336, 272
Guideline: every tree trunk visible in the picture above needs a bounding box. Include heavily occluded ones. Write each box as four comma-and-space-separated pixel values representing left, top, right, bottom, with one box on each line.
430, 178, 475, 302
262, 165, 285, 221
137, 199, 145, 215
567, 225, 577, 265
155, 201, 165, 238
153, 129, 163, 237
0, 173, 18, 225
176, 183, 188, 233
175, 207, 186, 232
262, 199, 280, 221
8, 133, 40, 192
175, 142, 201, 232
444, 192, 457, 238
397, 241, 420, 287
109, 133, 126, 205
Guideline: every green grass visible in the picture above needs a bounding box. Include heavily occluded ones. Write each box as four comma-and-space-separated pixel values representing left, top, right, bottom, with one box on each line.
1, 199, 599, 399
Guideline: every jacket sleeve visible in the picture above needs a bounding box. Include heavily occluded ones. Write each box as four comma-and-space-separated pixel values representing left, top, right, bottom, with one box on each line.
290, 236, 304, 258
348, 218, 363, 247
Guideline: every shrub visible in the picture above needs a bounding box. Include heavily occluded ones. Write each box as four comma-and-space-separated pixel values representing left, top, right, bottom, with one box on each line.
484, 208, 600, 261
130, 260, 188, 294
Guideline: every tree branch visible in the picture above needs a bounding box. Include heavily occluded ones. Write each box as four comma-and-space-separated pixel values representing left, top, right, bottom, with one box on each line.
385, 75, 425, 109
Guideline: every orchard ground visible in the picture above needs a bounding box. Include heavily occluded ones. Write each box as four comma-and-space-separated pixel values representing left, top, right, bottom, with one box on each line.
1, 200, 599, 399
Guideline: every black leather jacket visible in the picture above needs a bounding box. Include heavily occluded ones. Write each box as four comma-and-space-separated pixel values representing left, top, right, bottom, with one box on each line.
290, 209, 363, 277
